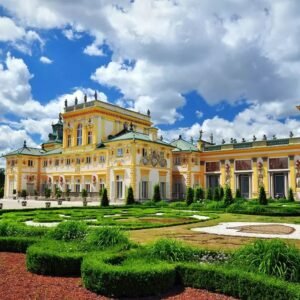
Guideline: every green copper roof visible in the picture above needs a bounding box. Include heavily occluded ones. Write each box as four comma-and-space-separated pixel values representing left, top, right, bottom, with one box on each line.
170, 137, 198, 152
106, 131, 173, 147
3, 144, 62, 157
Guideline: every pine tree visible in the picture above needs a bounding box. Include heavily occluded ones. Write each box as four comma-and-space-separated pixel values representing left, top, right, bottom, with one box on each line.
194, 187, 204, 201
288, 188, 295, 202
206, 187, 213, 200
186, 187, 194, 206
235, 188, 242, 199
224, 185, 233, 207
258, 185, 267, 205
213, 187, 220, 201
101, 188, 109, 207
219, 186, 224, 200
126, 186, 135, 205
152, 184, 161, 202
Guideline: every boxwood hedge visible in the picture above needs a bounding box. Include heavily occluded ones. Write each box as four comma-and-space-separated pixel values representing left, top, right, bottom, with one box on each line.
81, 252, 177, 298
0, 236, 39, 253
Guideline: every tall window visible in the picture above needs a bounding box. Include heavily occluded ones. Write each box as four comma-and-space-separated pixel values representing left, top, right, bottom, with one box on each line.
117, 148, 123, 157
116, 175, 123, 199
86, 157, 91, 164
87, 131, 93, 144
67, 135, 72, 147
141, 181, 148, 199
99, 155, 105, 163
160, 182, 166, 199
28, 160, 33, 167
77, 124, 82, 146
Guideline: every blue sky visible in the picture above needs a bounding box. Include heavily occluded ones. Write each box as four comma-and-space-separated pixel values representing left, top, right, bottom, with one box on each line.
1, 0, 300, 166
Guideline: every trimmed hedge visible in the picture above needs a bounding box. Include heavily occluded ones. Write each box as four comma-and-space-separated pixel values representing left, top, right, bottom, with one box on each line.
26, 240, 85, 276
177, 263, 300, 300
81, 252, 177, 298
0, 236, 39, 253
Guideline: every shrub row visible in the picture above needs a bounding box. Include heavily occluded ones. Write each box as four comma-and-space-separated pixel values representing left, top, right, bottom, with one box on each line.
177, 263, 300, 300
0, 236, 39, 253
81, 252, 176, 298
26, 240, 84, 276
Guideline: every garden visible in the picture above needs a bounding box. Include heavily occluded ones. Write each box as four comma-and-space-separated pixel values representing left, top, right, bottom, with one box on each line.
1, 184, 300, 299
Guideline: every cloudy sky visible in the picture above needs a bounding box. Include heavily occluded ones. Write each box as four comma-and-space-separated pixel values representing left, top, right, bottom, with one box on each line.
1, 0, 300, 166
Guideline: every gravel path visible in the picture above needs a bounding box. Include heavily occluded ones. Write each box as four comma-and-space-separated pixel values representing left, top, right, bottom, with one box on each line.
0, 252, 237, 300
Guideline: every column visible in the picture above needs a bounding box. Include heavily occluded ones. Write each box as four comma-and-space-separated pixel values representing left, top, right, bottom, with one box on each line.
229, 159, 235, 191
220, 160, 225, 186
186, 154, 192, 188
262, 157, 269, 197
252, 158, 258, 198
72, 123, 77, 147
130, 143, 137, 197
82, 125, 87, 146
289, 155, 296, 192
199, 161, 205, 188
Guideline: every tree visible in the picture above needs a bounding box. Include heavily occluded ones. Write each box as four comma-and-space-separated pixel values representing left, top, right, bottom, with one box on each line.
45, 188, 51, 199
258, 185, 268, 205
81, 188, 88, 200
206, 188, 213, 200
152, 184, 161, 202
213, 187, 221, 201
101, 188, 109, 207
224, 185, 233, 207
219, 186, 224, 200
186, 187, 194, 206
21, 189, 27, 200
0, 168, 5, 189
194, 187, 204, 201
55, 187, 62, 199
288, 188, 295, 202
235, 188, 242, 199
126, 186, 135, 205
0, 187, 4, 199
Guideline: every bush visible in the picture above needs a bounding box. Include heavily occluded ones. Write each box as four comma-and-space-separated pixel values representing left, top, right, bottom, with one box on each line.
126, 186, 135, 205
0, 221, 47, 237
206, 188, 213, 200
0, 236, 38, 253
0, 187, 4, 199
81, 252, 176, 298
235, 188, 242, 199
21, 189, 27, 199
50, 221, 88, 241
100, 188, 109, 207
259, 185, 268, 205
55, 187, 62, 199
26, 240, 84, 276
169, 201, 187, 209
177, 263, 300, 300
224, 186, 233, 207
288, 188, 295, 202
186, 187, 194, 206
233, 239, 300, 282
219, 186, 224, 200
81, 188, 88, 199
45, 188, 51, 199
153, 184, 161, 202
213, 187, 220, 201
194, 187, 204, 201
85, 227, 130, 250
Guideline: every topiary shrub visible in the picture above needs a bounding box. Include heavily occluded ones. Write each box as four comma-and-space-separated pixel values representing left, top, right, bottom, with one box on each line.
0, 236, 39, 253
0, 221, 47, 237
288, 188, 295, 202
206, 188, 213, 200
259, 185, 268, 205
0, 187, 4, 199
21, 189, 27, 200
26, 240, 84, 276
186, 187, 194, 206
81, 252, 176, 298
81, 188, 88, 199
235, 188, 242, 199
224, 185, 233, 207
101, 188, 109, 207
85, 227, 130, 250
194, 187, 204, 201
152, 184, 161, 202
50, 221, 88, 241
126, 186, 135, 205
213, 187, 220, 201
44, 188, 51, 199
219, 186, 224, 200
233, 239, 300, 282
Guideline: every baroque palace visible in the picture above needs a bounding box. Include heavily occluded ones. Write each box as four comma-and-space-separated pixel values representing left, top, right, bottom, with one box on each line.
3, 94, 300, 202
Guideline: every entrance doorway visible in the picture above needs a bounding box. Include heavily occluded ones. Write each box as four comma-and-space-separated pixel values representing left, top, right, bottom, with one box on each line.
273, 173, 286, 198
238, 174, 250, 199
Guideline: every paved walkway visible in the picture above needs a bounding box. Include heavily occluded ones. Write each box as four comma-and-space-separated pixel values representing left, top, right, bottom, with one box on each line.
192, 222, 300, 240
0, 198, 103, 210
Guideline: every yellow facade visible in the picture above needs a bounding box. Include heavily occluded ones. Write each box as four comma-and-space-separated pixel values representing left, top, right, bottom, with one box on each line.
3, 97, 300, 202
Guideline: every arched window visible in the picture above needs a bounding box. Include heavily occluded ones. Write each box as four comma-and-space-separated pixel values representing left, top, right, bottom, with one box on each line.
77, 124, 82, 146
87, 131, 93, 144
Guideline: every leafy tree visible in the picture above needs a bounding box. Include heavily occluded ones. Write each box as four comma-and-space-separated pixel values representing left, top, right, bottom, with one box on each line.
101, 188, 109, 207
219, 186, 224, 200
186, 187, 194, 206
288, 188, 295, 202
224, 185, 233, 207
194, 187, 204, 201
258, 185, 268, 205
206, 187, 213, 200
45, 188, 51, 199
126, 186, 135, 205
81, 188, 88, 199
0, 187, 4, 199
55, 187, 62, 199
0, 168, 4, 189
152, 184, 161, 202
213, 187, 221, 201
235, 188, 242, 199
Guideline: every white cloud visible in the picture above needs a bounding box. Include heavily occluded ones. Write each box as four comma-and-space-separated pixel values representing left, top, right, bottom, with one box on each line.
62, 28, 81, 40
195, 110, 203, 119
84, 43, 104, 56
40, 56, 53, 64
